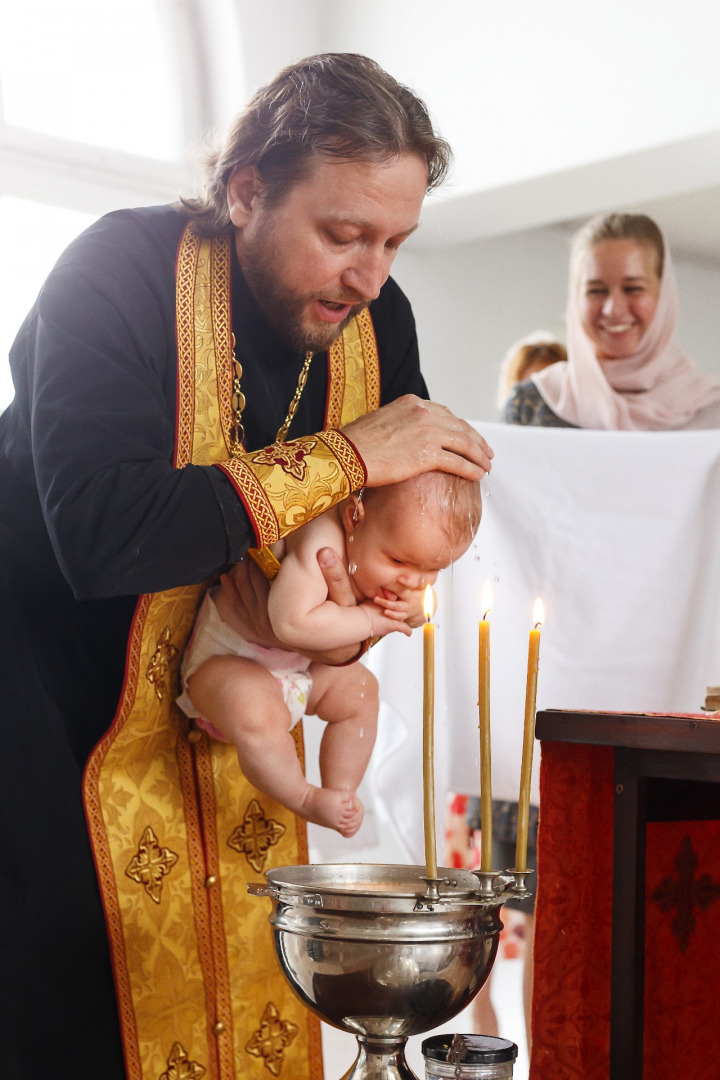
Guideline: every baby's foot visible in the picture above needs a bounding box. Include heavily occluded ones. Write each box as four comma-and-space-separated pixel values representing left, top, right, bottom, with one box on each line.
300, 786, 364, 838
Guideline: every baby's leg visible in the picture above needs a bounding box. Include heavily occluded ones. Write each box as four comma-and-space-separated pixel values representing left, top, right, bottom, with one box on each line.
186, 655, 360, 836
306, 663, 379, 838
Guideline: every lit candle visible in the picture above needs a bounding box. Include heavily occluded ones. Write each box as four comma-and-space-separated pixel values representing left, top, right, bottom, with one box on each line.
515, 597, 544, 873
423, 584, 437, 880
478, 580, 493, 872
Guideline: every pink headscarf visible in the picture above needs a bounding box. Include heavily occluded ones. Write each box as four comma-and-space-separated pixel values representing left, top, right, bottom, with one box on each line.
532, 240, 720, 430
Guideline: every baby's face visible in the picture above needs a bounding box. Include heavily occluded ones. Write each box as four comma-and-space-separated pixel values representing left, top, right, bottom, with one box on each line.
346, 493, 467, 601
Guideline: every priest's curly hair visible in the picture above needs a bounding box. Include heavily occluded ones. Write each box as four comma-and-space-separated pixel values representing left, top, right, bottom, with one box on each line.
181, 53, 452, 236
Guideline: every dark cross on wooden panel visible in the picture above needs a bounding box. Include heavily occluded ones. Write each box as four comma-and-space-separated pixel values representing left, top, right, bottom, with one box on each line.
650, 833, 720, 952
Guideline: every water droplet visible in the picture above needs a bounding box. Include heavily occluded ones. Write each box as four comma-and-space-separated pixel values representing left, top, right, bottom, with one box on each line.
349, 562, 357, 575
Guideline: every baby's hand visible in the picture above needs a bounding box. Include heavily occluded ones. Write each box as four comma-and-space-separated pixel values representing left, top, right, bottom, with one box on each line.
359, 599, 412, 638
388, 581, 428, 629
372, 587, 410, 618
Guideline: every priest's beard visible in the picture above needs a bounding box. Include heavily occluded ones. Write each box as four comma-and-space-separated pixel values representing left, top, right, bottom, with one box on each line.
238, 229, 367, 354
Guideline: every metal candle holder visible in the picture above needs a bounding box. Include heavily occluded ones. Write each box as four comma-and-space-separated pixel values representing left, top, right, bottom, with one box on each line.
248, 862, 532, 1080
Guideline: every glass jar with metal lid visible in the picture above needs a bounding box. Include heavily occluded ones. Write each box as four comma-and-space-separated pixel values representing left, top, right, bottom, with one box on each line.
422, 1033, 518, 1079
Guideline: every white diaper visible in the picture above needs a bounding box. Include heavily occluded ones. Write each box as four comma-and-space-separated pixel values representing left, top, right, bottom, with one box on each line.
177, 589, 312, 734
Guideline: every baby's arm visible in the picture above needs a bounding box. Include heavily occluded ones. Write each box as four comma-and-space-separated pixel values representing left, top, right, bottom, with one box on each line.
268, 521, 411, 650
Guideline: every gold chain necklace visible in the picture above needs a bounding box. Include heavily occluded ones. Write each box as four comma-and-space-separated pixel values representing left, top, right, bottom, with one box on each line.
274, 349, 314, 443
230, 335, 314, 456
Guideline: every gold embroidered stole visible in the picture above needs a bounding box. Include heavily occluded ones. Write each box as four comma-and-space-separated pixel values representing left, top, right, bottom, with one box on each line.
83, 225, 379, 1080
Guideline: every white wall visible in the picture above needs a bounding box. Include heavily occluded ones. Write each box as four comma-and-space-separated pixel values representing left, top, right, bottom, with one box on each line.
392, 227, 720, 422
5, 2, 720, 419
393, 226, 568, 419
233, 2, 720, 424
321, 0, 720, 196
673, 257, 720, 375
235, 1, 323, 95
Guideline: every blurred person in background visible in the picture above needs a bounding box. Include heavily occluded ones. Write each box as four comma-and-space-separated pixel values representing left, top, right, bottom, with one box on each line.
497, 332, 567, 413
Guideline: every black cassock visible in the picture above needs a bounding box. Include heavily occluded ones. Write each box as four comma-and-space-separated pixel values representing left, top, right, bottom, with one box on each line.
0, 205, 425, 1077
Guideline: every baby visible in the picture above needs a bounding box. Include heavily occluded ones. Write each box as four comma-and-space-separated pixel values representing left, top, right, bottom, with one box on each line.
177, 470, 482, 837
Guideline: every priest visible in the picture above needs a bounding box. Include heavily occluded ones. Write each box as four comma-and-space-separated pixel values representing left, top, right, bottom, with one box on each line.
0, 52, 492, 1079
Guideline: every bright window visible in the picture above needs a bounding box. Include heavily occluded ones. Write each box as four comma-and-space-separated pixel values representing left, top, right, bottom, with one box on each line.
0, 0, 245, 409
0, 0, 182, 159
0, 198, 96, 409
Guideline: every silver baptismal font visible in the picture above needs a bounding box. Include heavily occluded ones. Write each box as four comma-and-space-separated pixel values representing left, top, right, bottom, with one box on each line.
249, 861, 531, 1080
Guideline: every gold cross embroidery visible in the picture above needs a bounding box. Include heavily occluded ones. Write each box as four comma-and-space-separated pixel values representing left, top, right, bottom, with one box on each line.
159, 1042, 206, 1080
227, 799, 286, 873
245, 1002, 298, 1076
125, 825, 179, 903
145, 625, 179, 702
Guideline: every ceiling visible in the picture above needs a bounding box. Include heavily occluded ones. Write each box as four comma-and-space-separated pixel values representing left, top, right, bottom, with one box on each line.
411, 130, 720, 269
605, 185, 720, 268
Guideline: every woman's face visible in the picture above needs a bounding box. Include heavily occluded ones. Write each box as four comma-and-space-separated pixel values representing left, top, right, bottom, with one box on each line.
578, 239, 661, 360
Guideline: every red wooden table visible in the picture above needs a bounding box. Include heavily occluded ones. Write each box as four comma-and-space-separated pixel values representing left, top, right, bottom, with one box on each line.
533, 709, 720, 1079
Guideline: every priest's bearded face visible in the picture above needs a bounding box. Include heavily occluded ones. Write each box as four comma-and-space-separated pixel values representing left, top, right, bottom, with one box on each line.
229, 153, 428, 353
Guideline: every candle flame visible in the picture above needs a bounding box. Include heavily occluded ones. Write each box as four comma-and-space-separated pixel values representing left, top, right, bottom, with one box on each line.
533, 596, 545, 628
481, 579, 493, 620
423, 584, 435, 622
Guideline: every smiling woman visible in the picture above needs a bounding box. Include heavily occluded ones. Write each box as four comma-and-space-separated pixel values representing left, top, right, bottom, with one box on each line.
502, 211, 720, 431
579, 238, 661, 360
